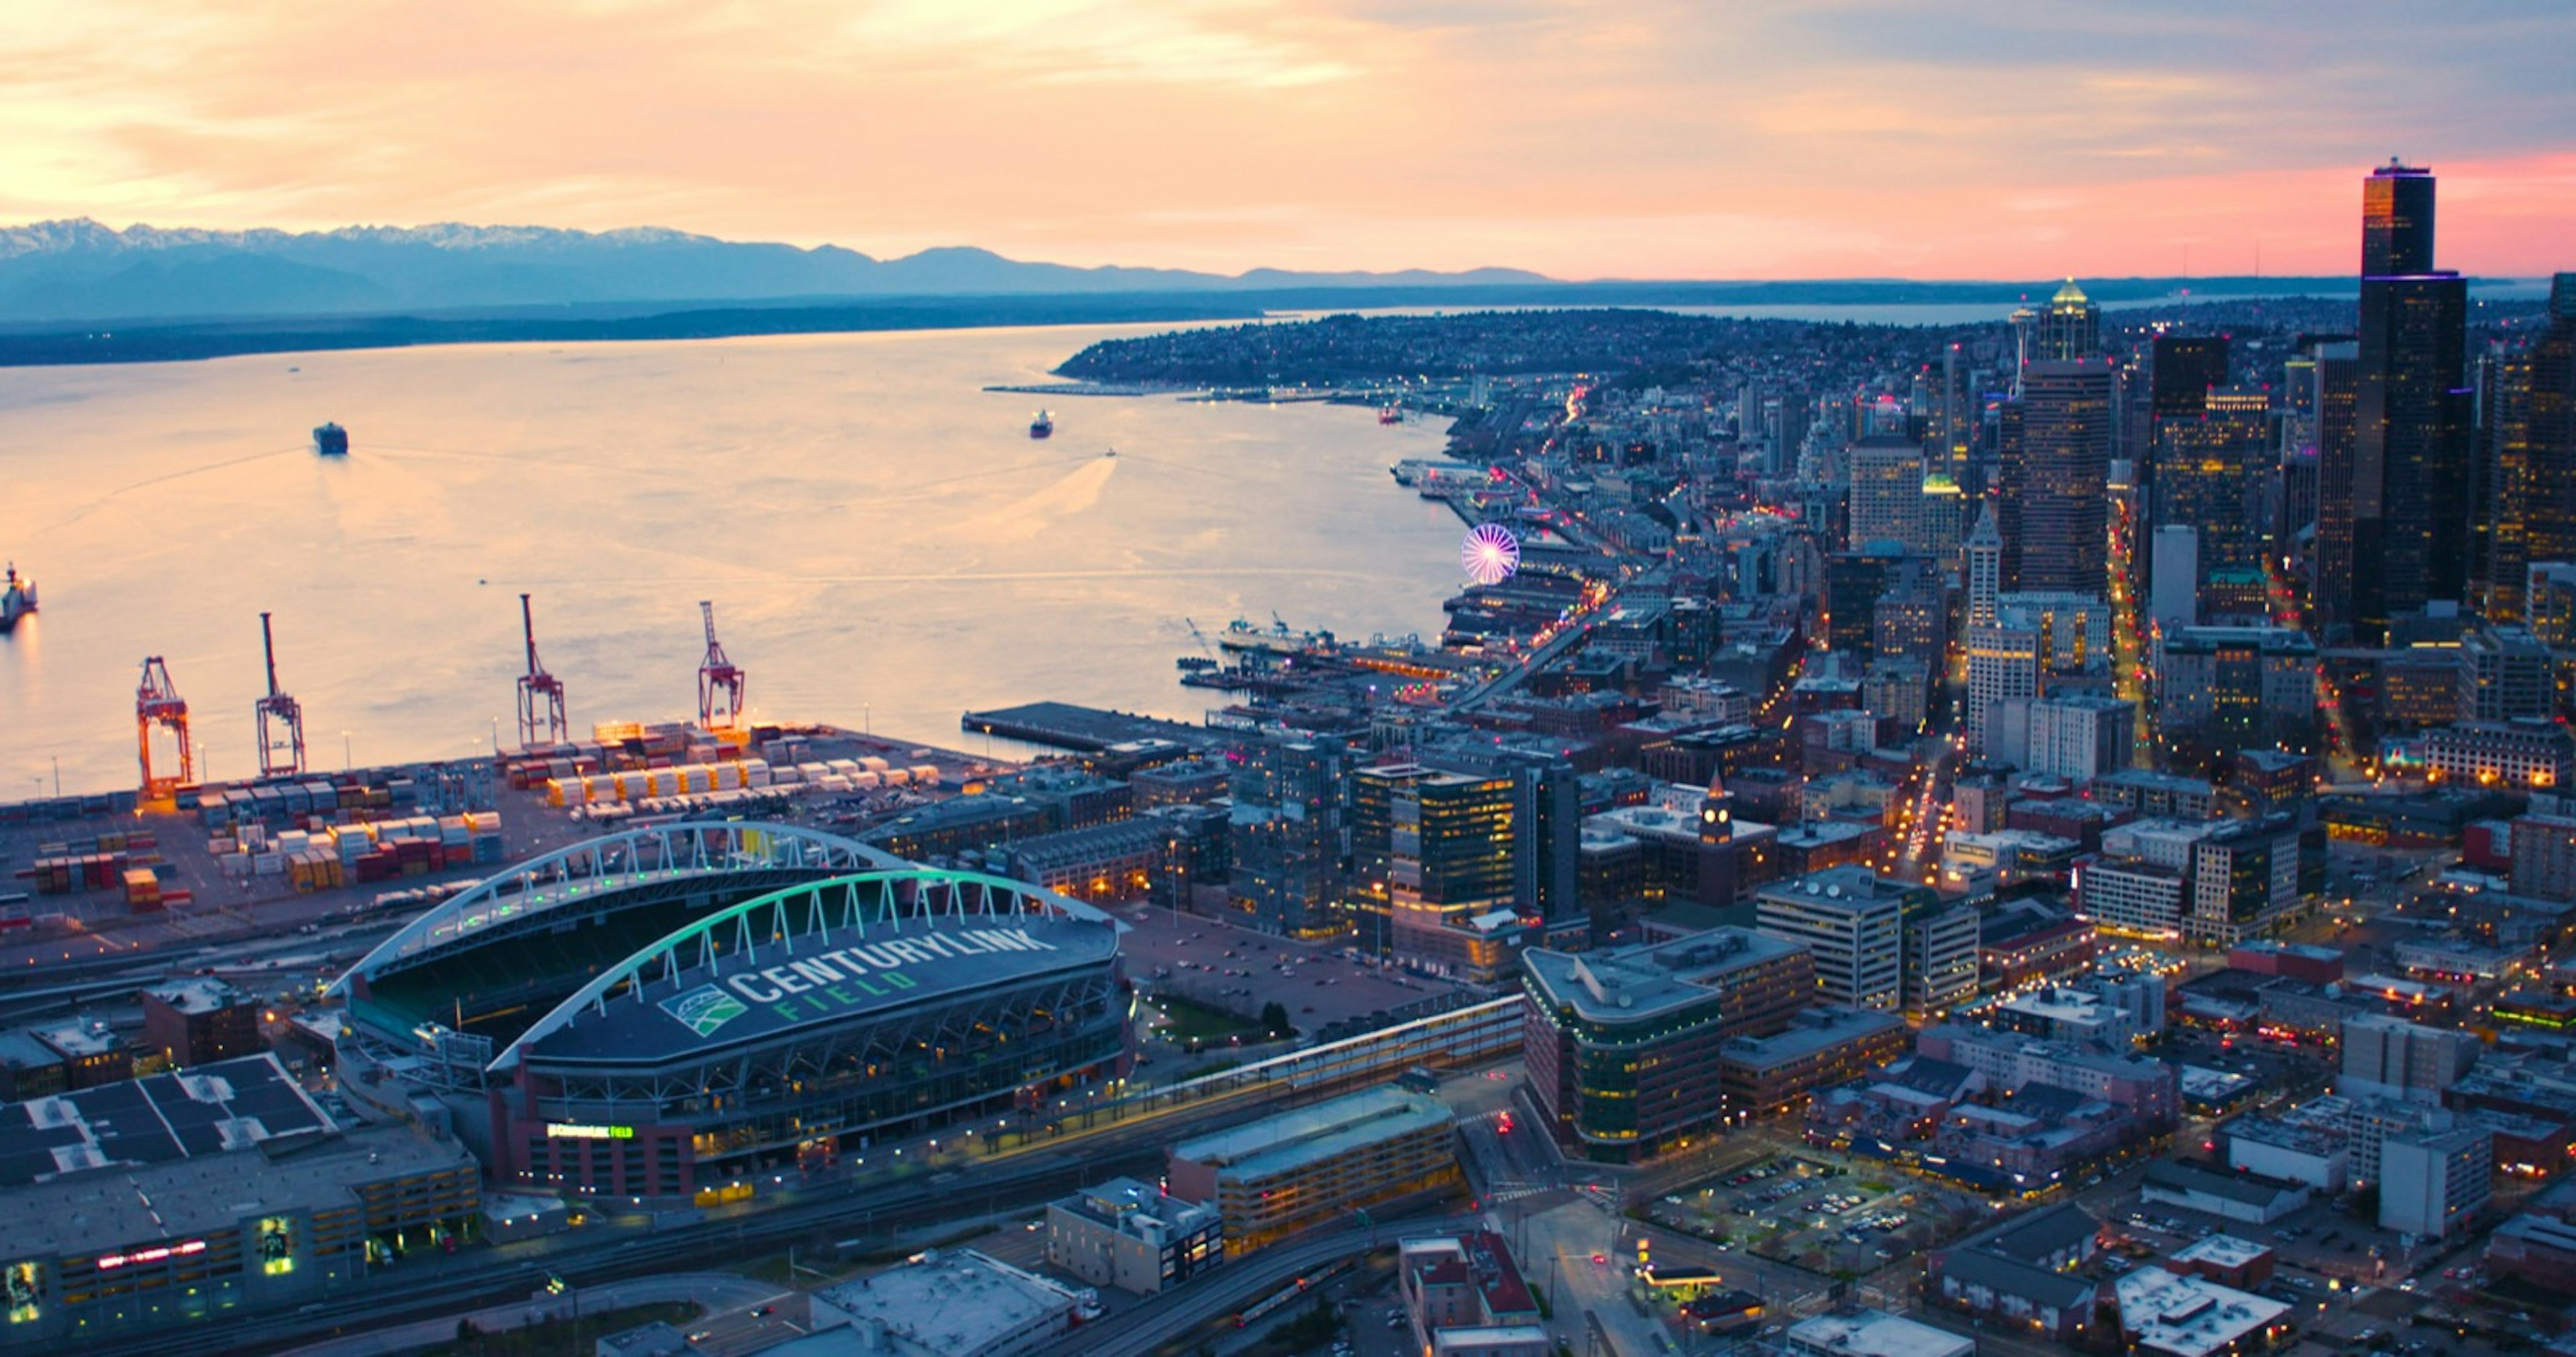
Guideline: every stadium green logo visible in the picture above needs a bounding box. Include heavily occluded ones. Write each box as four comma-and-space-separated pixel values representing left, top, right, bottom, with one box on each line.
661, 985, 748, 1038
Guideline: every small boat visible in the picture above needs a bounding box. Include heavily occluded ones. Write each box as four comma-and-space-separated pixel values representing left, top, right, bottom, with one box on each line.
1, 563, 34, 633
313, 422, 350, 456
1029, 411, 1054, 439
1378, 405, 1402, 425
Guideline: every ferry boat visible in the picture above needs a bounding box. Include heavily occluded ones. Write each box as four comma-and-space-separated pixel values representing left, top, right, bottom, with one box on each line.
313, 422, 350, 456
1, 563, 34, 633
1028, 411, 1054, 439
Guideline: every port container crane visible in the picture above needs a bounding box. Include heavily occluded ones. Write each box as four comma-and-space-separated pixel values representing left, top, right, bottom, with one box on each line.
697, 600, 745, 732
254, 611, 307, 778
516, 593, 568, 749
136, 657, 194, 799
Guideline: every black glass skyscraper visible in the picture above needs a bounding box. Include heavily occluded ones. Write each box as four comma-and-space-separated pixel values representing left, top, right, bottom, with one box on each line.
2002, 359, 2116, 596
2349, 160, 2471, 643
2526, 276, 2576, 577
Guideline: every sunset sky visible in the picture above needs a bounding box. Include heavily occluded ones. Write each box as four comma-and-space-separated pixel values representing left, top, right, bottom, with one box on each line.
5, 0, 2573, 280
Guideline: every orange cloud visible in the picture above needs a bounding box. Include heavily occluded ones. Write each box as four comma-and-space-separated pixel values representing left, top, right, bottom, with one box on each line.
0, 0, 2567, 278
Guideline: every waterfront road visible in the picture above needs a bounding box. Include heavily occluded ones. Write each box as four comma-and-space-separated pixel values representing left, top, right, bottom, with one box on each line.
274, 1271, 785, 1357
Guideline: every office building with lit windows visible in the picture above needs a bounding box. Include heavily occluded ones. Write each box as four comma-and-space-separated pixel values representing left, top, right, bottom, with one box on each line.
1230, 733, 1350, 938
2347, 161, 2473, 643
2153, 386, 2273, 594
2153, 625, 2318, 746
0, 1057, 479, 1351
2001, 359, 2117, 596
1754, 867, 1941, 1012
1522, 928, 1816, 1162
1383, 770, 1522, 981
1167, 1087, 1459, 1253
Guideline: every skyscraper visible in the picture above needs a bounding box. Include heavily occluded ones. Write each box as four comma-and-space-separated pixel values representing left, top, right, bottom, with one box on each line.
1845, 434, 1931, 550
1964, 502, 2002, 631
2141, 334, 2232, 604
2349, 161, 2472, 643
2525, 276, 2576, 574
2037, 279, 2102, 362
2153, 387, 2273, 601
2004, 360, 2117, 596
2472, 345, 2534, 621
1228, 733, 1347, 938
2306, 337, 2361, 632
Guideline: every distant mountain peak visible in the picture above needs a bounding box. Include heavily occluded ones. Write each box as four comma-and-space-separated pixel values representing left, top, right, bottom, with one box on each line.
0, 216, 1558, 324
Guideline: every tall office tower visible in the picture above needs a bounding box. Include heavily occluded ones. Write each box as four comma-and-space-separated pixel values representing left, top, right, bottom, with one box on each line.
1931, 343, 1974, 480
2473, 346, 2536, 621
1845, 434, 1929, 550
2526, 276, 2576, 573
1964, 621, 2045, 755
2037, 279, 2102, 361
1994, 399, 2027, 587
1428, 745, 1581, 930
1385, 770, 1519, 979
2154, 388, 2273, 602
1965, 502, 2002, 630
1872, 563, 1947, 673
2307, 338, 2362, 633
2351, 161, 2472, 643
2151, 335, 2233, 425
1228, 733, 1348, 938
2004, 360, 2117, 595
2141, 335, 2233, 600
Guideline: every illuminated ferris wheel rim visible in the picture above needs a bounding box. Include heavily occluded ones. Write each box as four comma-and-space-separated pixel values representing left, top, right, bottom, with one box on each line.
1462, 521, 1522, 586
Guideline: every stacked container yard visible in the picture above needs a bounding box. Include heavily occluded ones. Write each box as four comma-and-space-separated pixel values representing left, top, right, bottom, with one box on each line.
17, 830, 161, 895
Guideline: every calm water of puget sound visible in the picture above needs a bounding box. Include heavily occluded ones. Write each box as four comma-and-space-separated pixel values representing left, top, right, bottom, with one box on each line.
0, 323, 1464, 794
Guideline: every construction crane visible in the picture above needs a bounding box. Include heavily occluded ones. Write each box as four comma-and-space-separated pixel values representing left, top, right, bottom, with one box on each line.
515, 592, 568, 749
696, 600, 745, 732
254, 612, 306, 779
136, 657, 194, 800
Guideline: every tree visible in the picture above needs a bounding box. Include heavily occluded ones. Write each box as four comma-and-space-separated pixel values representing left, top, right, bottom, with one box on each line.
1260, 1001, 1291, 1039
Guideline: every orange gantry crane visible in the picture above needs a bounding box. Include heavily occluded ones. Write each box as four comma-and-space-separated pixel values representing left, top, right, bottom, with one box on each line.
136, 656, 194, 798
516, 593, 568, 749
254, 611, 306, 779
697, 600, 745, 732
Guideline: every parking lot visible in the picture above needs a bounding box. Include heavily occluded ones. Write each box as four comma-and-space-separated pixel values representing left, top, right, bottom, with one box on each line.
1112, 905, 1470, 1042
1645, 1152, 1994, 1274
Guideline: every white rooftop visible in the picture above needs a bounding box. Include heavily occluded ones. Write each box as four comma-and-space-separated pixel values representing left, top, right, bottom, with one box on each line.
2171, 1234, 2272, 1270
1786, 1310, 1974, 1357
813, 1249, 1081, 1354
2116, 1266, 2292, 1357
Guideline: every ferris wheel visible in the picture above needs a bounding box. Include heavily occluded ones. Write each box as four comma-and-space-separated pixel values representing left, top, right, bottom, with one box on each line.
1462, 522, 1522, 586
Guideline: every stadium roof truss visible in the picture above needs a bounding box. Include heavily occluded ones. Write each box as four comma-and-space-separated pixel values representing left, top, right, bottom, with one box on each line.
492, 867, 1116, 1075
331, 820, 904, 993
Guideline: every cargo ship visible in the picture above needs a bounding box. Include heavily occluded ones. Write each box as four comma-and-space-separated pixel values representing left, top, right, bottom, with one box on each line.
1, 563, 34, 632
1028, 411, 1054, 439
313, 422, 350, 456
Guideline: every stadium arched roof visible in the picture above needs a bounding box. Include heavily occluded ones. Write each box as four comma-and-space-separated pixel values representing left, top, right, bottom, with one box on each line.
488, 867, 1116, 1072
329, 820, 902, 995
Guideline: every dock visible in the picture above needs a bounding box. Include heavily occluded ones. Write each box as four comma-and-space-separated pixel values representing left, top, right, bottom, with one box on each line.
960, 702, 1220, 754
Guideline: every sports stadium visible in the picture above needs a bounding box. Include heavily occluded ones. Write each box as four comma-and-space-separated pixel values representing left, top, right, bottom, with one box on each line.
331, 821, 1129, 1202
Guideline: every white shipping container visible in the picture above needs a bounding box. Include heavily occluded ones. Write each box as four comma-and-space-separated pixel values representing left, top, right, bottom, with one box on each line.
849, 771, 881, 790
876, 769, 910, 788
908, 765, 942, 788
252, 853, 285, 876
859, 756, 892, 773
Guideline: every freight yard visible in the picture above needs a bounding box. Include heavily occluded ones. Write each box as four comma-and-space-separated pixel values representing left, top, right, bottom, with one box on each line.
0, 719, 1007, 975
